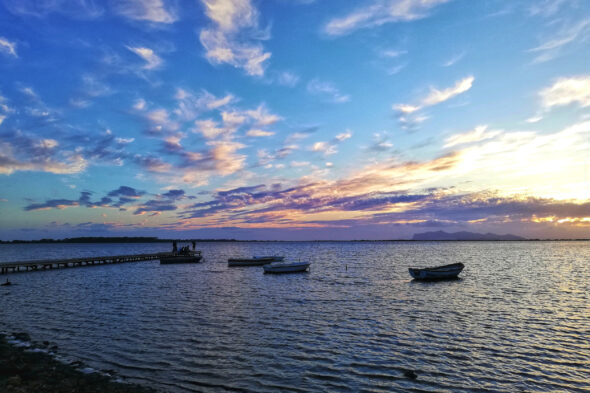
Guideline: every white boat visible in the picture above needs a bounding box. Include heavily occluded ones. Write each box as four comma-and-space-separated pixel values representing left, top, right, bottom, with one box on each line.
228, 255, 284, 267
408, 262, 464, 280
263, 260, 310, 274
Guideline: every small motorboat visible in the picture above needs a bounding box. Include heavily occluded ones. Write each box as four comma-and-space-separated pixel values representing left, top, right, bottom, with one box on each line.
159, 250, 202, 264
408, 262, 464, 280
228, 255, 284, 267
263, 260, 310, 274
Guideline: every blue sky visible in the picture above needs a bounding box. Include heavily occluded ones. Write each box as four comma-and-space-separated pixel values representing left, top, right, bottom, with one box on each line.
1, 0, 590, 240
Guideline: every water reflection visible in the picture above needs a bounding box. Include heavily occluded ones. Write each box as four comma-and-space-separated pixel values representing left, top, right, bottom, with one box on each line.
1, 241, 589, 392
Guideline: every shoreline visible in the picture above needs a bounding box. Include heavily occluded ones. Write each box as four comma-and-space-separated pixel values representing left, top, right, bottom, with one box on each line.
0, 333, 159, 393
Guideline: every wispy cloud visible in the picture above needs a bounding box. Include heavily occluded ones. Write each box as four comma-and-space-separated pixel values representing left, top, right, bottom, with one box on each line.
276, 71, 300, 87
308, 130, 353, 156
127, 46, 163, 69
528, 19, 590, 63
3, 0, 103, 19
528, 0, 572, 17
247, 129, 275, 137
421, 76, 474, 106
441, 51, 465, 67
199, 0, 271, 76
443, 125, 502, 148
324, 0, 450, 36
0, 37, 18, 58
113, 0, 177, 23
307, 79, 350, 103
393, 75, 474, 129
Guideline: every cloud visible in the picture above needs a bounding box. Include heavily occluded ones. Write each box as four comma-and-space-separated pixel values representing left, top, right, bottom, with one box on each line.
192, 102, 281, 139
441, 51, 465, 67
310, 141, 336, 155
335, 130, 352, 141
112, 0, 177, 23
133, 188, 186, 215
528, 0, 573, 17
107, 186, 145, 198
193, 119, 227, 139
421, 76, 474, 106
24, 191, 116, 211
3, 0, 104, 19
277, 71, 300, 87
308, 130, 353, 156
324, 0, 450, 36
0, 37, 18, 58
174, 89, 235, 120
0, 131, 87, 175
247, 129, 275, 137
307, 79, 350, 103
133, 155, 173, 172
444, 125, 501, 148
245, 104, 282, 126
127, 46, 163, 69
528, 19, 590, 63
199, 0, 271, 76
540, 75, 590, 110
393, 75, 474, 129
81, 74, 113, 97
161, 189, 185, 200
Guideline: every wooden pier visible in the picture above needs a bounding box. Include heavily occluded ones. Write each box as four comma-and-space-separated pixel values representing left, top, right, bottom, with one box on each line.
0, 252, 172, 274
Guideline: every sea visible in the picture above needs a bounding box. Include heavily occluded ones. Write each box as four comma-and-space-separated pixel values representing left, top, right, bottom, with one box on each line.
0, 241, 588, 393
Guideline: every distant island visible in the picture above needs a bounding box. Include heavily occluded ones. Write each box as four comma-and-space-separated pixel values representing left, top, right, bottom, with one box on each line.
412, 231, 526, 241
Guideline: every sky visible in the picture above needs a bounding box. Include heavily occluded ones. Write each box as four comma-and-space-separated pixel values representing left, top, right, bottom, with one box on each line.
1, 0, 590, 240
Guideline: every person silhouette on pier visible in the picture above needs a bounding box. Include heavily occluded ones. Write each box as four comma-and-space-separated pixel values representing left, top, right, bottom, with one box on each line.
172, 240, 178, 253
192, 240, 196, 250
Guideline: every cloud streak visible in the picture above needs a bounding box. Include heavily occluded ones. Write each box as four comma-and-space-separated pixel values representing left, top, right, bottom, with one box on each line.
0, 37, 18, 57
324, 0, 450, 36
393, 75, 474, 129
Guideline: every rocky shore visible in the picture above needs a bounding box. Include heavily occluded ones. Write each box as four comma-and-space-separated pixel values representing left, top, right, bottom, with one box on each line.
0, 333, 159, 393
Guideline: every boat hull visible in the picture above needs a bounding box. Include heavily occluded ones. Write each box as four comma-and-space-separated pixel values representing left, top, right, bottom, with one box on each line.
408, 263, 464, 280
263, 261, 310, 274
159, 252, 202, 264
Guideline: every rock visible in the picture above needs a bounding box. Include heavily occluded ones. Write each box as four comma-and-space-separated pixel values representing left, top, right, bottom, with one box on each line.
7, 375, 22, 386
13, 332, 31, 342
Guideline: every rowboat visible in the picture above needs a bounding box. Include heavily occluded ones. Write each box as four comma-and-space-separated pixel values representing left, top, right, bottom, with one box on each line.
228, 255, 284, 267
159, 251, 202, 264
263, 261, 310, 274
408, 262, 464, 280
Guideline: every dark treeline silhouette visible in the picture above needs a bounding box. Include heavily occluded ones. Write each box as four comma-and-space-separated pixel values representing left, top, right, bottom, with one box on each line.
0, 237, 237, 244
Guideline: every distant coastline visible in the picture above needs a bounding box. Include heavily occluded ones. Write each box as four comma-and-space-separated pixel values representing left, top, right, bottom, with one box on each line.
0, 237, 237, 244
1, 234, 589, 243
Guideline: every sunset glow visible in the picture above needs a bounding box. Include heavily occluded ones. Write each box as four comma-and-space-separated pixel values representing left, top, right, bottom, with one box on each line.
1, 0, 590, 240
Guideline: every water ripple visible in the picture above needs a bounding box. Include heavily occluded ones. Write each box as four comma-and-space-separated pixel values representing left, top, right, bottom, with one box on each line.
1, 241, 589, 392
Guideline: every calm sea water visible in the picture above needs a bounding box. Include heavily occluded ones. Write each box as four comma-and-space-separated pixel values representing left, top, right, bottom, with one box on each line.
0, 241, 589, 392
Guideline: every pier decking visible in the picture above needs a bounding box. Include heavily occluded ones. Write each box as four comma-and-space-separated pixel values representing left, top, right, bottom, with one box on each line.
0, 252, 172, 274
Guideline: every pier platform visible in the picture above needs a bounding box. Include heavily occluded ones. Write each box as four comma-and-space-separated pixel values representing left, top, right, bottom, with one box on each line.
0, 252, 173, 274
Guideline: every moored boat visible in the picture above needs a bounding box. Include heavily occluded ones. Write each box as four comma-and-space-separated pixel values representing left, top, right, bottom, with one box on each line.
408, 262, 464, 280
228, 255, 284, 267
159, 251, 202, 264
263, 260, 310, 274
